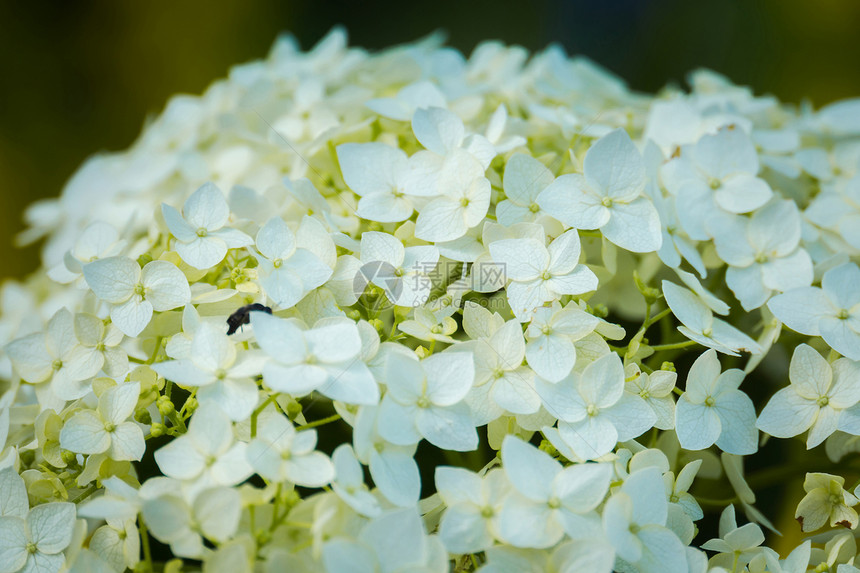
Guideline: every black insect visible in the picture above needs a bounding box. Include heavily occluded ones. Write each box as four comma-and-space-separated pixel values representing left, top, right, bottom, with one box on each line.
226, 303, 272, 335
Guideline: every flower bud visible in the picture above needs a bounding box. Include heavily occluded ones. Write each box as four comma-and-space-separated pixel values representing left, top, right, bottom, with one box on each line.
149, 423, 166, 437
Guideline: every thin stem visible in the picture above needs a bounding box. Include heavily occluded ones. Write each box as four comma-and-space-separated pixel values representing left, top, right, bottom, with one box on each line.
297, 413, 342, 431
139, 516, 153, 573
70, 483, 99, 504
649, 340, 699, 352
251, 394, 278, 438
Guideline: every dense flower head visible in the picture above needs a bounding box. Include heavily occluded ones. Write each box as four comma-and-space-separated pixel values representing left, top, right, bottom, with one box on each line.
2, 27, 860, 572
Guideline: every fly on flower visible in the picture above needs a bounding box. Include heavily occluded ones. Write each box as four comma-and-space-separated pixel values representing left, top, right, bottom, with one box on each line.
226, 303, 272, 335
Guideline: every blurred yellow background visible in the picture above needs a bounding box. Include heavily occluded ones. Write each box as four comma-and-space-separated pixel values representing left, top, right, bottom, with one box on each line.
2, 0, 859, 283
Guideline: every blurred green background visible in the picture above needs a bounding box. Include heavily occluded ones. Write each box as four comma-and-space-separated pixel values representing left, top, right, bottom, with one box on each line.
2, 0, 859, 281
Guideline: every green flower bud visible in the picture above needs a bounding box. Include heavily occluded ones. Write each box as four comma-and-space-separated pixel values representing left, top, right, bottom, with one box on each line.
660, 361, 676, 373
149, 423, 166, 438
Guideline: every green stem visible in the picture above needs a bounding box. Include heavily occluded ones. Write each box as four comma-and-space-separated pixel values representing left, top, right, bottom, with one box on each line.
251, 394, 278, 438
649, 340, 698, 352
145, 336, 163, 365
70, 483, 99, 504
139, 516, 153, 573
297, 414, 342, 432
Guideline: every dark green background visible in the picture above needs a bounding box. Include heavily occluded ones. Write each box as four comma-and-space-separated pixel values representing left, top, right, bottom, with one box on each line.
2, 0, 859, 280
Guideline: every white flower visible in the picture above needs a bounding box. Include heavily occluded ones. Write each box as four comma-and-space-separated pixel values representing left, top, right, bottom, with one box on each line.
358, 232, 439, 308
331, 444, 381, 517
497, 435, 612, 548
397, 306, 458, 343
469, 319, 538, 419
72, 313, 128, 378
525, 302, 600, 383
662, 280, 762, 356
251, 312, 379, 405
0, 469, 76, 573
6, 307, 100, 400
321, 508, 448, 573
152, 322, 264, 421
337, 142, 418, 222
153, 404, 252, 487
353, 405, 421, 508
489, 230, 598, 321
88, 518, 139, 572
625, 365, 677, 430
378, 351, 478, 451
246, 413, 334, 486
83, 257, 190, 337
496, 154, 555, 225
675, 349, 757, 455
710, 200, 813, 310
253, 216, 333, 309
602, 467, 687, 573
161, 182, 253, 270
700, 505, 765, 570
537, 128, 662, 252
59, 382, 144, 461
757, 344, 860, 448
661, 126, 773, 240
536, 352, 656, 460
365, 80, 447, 121
142, 485, 241, 559
435, 466, 510, 553
47, 221, 126, 286
413, 149, 492, 242
768, 262, 860, 360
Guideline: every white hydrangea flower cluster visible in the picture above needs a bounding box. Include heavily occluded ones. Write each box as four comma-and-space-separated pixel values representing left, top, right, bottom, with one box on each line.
3, 27, 860, 573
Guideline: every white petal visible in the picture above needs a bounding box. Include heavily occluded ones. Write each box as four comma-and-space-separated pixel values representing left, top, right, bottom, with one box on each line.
60, 411, 110, 455
286, 451, 335, 487
193, 487, 240, 542
337, 142, 408, 197
767, 287, 832, 335
756, 388, 817, 439
369, 448, 421, 507
425, 351, 475, 406
255, 217, 296, 260
107, 423, 145, 461
250, 312, 306, 365
497, 493, 561, 548
0, 518, 28, 572
141, 261, 190, 311
151, 360, 213, 387
537, 174, 609, 229
820, 316, 860, 361
161, 203, 197, 242
83, 257, 138, 304
501, 435, 559, 501
183, 182, 230, 230
714, 174, 772, 213
714, 390, 758, 455
674, 399, 720, 450
503, 154, 554, 204
414, 197, 467, 242
175, 236, 227, 270
584, 129, 646, 200
357, 192, 414, 223
27, 502, 76, 553
376, 396, 421, 446
558, 416, 618, 460
412, 107, 464, 155
0, 469, 28, 519
489, 239, 547, 282
416, 404, 478, 451
601, 198, 663, 253
360, 231, 404, 267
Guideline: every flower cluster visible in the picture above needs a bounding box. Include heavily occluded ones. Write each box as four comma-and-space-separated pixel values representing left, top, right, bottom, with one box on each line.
2, 28, 860, 573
